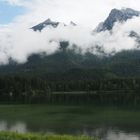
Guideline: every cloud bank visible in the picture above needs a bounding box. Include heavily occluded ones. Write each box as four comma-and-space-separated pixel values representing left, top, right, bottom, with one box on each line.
0, 16, 140, 65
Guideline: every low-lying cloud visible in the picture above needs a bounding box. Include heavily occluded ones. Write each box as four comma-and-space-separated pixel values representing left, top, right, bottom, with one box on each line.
0, 16, 140, 65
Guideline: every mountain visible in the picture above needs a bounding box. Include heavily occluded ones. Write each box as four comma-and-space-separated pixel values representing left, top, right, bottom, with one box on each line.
1, 49, 140, 80
70, 21, 77, 26
1, 8, 140, 80
32, 19, 76, 31
32, 18, 60, 31
129, 31, 140, 47
96, 8, 140, 32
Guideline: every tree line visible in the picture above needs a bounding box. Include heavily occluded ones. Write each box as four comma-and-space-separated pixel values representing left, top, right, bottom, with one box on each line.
0, 76, 140, 105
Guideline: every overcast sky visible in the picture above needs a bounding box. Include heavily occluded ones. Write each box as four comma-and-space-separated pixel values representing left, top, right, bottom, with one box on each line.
1, 0, 140, 28
0, 0, 140, 65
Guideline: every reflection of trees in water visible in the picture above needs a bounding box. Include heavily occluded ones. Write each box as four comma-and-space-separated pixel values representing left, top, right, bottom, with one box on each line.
0, 121, 27, 133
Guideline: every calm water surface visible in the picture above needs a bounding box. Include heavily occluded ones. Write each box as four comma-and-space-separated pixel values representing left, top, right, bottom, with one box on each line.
0, 120, 140, 140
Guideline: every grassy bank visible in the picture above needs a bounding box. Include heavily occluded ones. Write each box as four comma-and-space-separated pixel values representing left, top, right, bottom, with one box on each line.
0, 132, 97, 140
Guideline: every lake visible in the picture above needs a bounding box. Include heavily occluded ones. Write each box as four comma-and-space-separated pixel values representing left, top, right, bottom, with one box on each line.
0, 105, 140, 140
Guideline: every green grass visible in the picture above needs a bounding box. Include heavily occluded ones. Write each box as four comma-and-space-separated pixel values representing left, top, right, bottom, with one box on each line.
0, 132, 97, 140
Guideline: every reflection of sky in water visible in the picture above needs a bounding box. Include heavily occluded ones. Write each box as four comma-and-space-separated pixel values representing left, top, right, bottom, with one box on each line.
0, 121, 140, 140
0, 121, 7, 131
0, 121, 27, 133
106, 131, 140, 140
76, 128, 140, 140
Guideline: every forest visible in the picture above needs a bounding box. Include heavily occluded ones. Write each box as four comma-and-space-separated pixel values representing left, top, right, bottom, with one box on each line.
0, 46, 140, 105
0, 75, 140, 105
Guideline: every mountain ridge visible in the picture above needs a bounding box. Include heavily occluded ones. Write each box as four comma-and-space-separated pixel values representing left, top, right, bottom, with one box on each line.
96, 8, 140, 32
1, 8, 140, 80
32, 18, 60, 31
